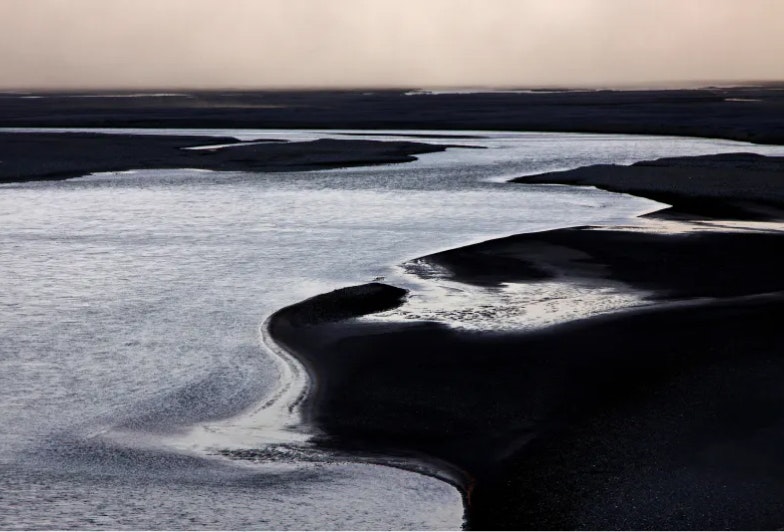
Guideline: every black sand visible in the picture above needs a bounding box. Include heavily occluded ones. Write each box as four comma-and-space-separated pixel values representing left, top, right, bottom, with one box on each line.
268, 148, 784, 529
272, 228, 784, 529
0, 132, 447, 183
513, 152, 784, 220
420, 228, 784, 299
276, 290, 784, 529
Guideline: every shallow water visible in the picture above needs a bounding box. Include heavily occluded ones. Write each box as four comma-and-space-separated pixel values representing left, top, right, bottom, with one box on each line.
2, 129, 784, 529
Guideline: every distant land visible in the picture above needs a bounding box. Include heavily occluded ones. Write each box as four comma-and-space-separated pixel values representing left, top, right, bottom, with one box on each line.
1, 83, 784, 144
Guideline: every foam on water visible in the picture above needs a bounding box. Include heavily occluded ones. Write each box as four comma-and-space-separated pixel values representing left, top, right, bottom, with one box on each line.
368, 268, 653, 332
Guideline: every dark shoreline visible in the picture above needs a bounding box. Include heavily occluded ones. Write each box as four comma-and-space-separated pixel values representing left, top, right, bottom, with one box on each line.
0, 132, 448, 184
513, 152, 784, 221
267, 151, 784, 529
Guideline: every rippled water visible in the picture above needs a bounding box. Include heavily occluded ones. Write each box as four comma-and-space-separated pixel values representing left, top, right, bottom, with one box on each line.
2, 129, 784, 529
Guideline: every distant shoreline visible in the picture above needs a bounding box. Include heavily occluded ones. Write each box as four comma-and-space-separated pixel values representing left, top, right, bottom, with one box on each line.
0, 132, 447, 184
3, 86, 784, 144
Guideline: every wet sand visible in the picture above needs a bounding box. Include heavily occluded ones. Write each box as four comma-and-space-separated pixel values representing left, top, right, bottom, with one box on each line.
513, 152, 784, 220
270, 151, 784, 529
276, 290, 784, 529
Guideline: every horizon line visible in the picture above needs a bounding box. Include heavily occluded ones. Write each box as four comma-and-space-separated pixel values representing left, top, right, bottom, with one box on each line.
2, 79, 784, 94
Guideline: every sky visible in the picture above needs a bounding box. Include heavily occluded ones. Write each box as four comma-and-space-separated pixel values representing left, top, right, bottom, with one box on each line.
1, 0, 783, 90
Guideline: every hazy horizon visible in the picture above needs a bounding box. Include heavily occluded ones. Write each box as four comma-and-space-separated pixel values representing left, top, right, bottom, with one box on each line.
1, 0, 783, 90
3, 78, 784, 93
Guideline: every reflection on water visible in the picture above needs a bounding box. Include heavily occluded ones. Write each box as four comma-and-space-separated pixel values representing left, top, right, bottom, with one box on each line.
2, 129, 784, 529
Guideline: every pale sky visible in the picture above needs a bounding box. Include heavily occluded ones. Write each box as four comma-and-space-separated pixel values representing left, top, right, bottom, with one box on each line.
1, 0, 783, 90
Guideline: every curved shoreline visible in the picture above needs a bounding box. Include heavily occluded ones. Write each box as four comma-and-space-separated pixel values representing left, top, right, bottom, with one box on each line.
0, 132, 449, 184
265, 283, 408, 425
264, 283, 475, 516
266, 151, 784, 529
512, 152, 784, 221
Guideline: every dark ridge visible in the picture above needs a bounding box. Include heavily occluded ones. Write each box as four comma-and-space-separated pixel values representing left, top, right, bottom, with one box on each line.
269, 283, 408, 329
409, 245, 555, 287
513, 152, 784, 220
266, 282, 409, 420
413, 227, 784, 299
0, 133, 447, 183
